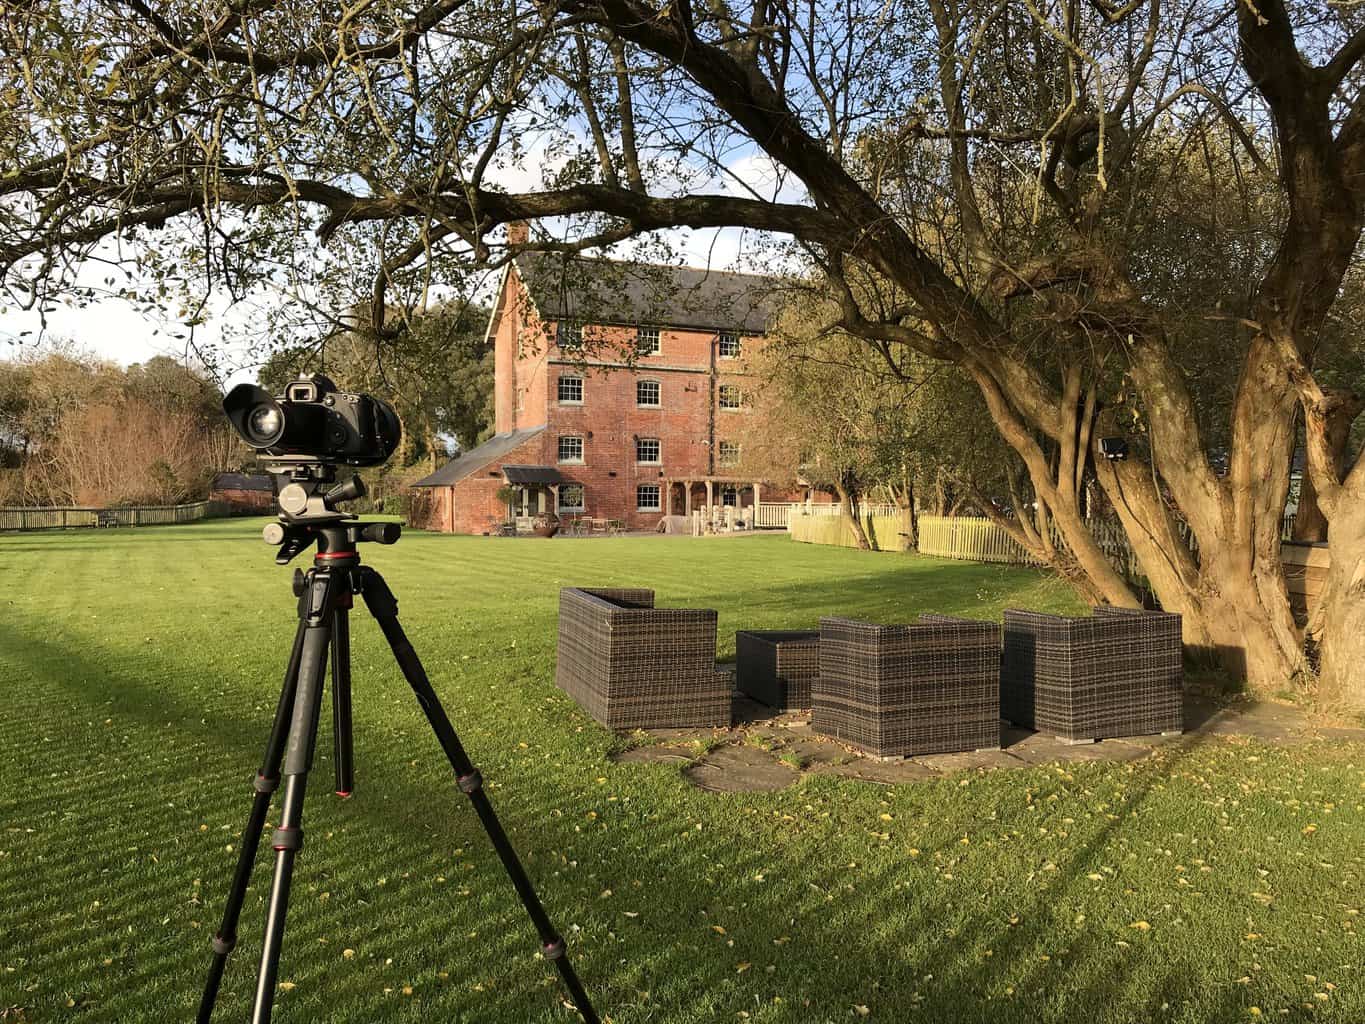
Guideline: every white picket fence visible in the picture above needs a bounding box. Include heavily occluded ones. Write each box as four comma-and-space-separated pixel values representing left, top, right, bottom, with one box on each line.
756, 501, 900, 529
916, 516, 1046, 565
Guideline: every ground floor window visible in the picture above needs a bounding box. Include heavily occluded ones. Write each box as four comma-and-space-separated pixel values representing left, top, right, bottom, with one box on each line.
637, 484, 661, 511
558, 484, 584, 513
721, 485, 739, 507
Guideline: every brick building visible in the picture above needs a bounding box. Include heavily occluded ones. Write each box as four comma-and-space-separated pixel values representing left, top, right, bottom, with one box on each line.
410, 249, 820, 534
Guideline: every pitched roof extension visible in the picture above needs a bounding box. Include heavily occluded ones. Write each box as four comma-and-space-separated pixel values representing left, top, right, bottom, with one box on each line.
410, 425, 547, 487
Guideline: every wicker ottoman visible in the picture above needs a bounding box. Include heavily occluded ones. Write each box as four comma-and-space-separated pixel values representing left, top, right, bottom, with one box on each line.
735, 630, 820, 710
812, 616, 1001, 757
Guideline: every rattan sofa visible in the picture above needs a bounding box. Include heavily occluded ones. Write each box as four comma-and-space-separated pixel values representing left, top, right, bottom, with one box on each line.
811, 616, 1001, 757
555, 587, 732, 730
1000, 607, 1183, 742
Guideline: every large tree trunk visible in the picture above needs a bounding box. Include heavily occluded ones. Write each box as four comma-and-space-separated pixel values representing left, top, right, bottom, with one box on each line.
1293, 383, 1365, 706
834, 477, 871, 550
1315, 496, 1365, 706
1293, 391, 1363, 542
899, 471, 918, 552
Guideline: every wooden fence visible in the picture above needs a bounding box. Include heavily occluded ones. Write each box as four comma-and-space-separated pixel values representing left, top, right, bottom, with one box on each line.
789, 512, 911, 550
797, 506, 1308, 588
916, 515, 1046, 565
0, 501, 217, 531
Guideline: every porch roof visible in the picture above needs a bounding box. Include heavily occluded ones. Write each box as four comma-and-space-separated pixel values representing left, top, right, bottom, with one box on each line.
502, 465, 564, 485
410, 425, 546, 487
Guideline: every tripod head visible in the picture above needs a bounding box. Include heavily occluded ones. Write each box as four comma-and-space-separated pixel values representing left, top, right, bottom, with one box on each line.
261, 460, 401, 564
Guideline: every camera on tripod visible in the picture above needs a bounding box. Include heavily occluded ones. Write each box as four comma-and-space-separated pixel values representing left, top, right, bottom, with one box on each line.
200, 375, 599, 1024
223, 374, 400, 467
224, 375, 403, 540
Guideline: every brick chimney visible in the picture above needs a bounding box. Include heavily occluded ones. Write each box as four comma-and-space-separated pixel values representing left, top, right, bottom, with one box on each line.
507, 219, 529, 246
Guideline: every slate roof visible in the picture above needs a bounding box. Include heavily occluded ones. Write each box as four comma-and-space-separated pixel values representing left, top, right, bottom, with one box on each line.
410, 426, 546, 487
514, 253, 782, 334
502, 465, 564, 485
211, 472, 273, 492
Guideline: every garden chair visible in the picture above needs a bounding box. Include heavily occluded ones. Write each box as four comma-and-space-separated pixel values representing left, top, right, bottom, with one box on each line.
556, 588, 732, 730
1001, 607, 1183, 742
812, 615, 1001, 757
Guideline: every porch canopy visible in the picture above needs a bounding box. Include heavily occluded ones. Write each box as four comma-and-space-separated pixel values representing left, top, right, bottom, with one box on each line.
502, 465, 564, 485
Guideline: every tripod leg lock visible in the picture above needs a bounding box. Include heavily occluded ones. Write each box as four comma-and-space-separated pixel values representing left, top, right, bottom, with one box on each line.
542, 938, 567, 961
211, 931, 237, 956
457, 771, 483, 794
253, 772, 280, 795
272, 826, 304, 852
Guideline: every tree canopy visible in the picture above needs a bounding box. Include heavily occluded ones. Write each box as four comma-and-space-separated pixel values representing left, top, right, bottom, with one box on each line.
5, 0, 1365, 701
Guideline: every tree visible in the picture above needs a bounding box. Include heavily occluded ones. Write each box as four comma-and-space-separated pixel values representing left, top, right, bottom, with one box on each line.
0, 349, 238, 505
5, 0, 1365, 701
258, 301, 495, 462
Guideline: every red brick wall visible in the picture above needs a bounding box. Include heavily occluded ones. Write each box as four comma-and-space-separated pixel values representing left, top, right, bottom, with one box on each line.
459, 264, 831, 533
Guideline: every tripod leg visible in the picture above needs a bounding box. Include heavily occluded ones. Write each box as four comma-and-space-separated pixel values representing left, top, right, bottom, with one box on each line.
358, 568, 600, 1024
249, 569, 338, 1024
331, 599, 355, 797
198, 613, 308, 1024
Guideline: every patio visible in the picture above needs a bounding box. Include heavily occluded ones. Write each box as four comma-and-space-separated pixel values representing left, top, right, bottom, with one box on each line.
618, 690, 1364, 791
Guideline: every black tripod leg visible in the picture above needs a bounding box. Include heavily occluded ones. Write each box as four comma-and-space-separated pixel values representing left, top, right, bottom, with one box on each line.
331, 599, 355, 797
358, 568, 600, 1024
249, 569, 338, 1024
198, 612, 308, 1024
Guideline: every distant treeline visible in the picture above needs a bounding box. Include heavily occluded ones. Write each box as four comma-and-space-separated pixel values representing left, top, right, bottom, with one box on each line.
0, 350, 242, 507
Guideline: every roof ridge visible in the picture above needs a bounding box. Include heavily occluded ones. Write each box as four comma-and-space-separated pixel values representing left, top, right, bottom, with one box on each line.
515, 251, 786, 283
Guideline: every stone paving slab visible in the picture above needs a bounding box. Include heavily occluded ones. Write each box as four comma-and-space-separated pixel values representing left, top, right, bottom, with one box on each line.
682, 744, 800, 793
1006, 735, 1151, 766
812, 759, 941, 784
612, 744, 695, 765
911, 748, 1025, 773
621, 690, 1360, 794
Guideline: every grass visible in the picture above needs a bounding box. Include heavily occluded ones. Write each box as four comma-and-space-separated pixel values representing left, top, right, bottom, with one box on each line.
1, 519, 1362, 1023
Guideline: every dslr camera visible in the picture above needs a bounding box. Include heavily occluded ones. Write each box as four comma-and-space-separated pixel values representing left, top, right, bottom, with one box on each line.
224, 374, 400, 467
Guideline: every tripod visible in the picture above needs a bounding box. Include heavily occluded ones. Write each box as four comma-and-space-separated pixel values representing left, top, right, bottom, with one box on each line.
197, 520, 598, 1023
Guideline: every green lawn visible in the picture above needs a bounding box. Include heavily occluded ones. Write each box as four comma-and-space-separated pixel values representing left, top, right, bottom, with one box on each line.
1, 519, 1362, 1023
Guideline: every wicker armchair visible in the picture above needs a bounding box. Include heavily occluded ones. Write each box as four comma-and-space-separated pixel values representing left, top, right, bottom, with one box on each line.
735, 630, 820, 710
811, 616, 1001, 757
555, 588, 732, 730
1001, 607, 1183, 742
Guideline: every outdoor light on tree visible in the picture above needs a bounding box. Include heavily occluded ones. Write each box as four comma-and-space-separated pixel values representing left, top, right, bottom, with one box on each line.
197, 381, 599, 1024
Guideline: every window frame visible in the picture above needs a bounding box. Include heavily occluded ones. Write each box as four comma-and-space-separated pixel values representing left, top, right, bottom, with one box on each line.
718, 332, 742, 359
718, 440, 741, 466
557, 484, 585, 513
636, 483, 662, 511
720, 484, 739, 507
557, 374, 584, 405
635, 437, 661, 465
556, 319, 583, 350
557, 434, 584, 464
636, 378, 661, 408
636, 325, 661, 356
718, 383, 742, 410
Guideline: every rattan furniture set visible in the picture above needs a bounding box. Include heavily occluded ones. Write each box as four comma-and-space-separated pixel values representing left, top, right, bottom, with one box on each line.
556, 587, 1184, 758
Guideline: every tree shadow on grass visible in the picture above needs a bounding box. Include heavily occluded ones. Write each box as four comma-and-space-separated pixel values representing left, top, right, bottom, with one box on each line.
2, 605, 1320, 1024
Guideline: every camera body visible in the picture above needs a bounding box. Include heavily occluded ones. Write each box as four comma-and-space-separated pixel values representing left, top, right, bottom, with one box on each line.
224, 374, 401, 468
